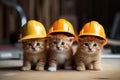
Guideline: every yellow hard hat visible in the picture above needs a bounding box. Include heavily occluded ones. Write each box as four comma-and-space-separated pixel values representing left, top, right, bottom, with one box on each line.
19, 20, 47, 41
48, 19, 76, 36
79, 21, 107, 45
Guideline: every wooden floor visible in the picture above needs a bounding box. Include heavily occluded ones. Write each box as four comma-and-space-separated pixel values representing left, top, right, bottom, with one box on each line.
0, 58, 120, 80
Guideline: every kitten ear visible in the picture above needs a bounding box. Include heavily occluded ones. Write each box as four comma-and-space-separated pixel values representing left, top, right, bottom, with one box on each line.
100, 40, 104, 45
78, 38, 82, 42
46, 35, 53, 39
69, 37, 74, 43
22, 40, 27, 43
43, 37, 48, 42
45, 35, 53, 44
45, 35, 53, 41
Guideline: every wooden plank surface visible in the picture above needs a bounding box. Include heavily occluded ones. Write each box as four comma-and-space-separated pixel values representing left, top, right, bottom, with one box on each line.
0, 59, 120, 80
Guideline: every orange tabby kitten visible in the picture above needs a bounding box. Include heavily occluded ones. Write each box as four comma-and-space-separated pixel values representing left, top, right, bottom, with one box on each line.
47, 34, 74, 71
22, 38, 47, 71
74, 36, 104, 71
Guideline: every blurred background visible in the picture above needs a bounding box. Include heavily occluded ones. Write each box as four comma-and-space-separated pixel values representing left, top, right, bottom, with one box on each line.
0, 0, 120, 44
0, 0, 120, 60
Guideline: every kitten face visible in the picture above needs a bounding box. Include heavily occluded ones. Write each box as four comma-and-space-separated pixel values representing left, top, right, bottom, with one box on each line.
80, 41, 100, 54
52, 39, 67, 52
48, 34, 73, 52
22, 38, 46, 54
78, 37, 104, 54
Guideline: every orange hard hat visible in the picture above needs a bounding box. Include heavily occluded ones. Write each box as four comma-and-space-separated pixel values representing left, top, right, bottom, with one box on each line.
48, 19, 75, 36
79, 21, 107, 45
19, 20, 47, 41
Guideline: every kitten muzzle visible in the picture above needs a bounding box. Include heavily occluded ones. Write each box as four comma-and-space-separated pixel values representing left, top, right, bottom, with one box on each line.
56, 46, 62, 51
32, 47, 36, 51
88, 47, 93, 52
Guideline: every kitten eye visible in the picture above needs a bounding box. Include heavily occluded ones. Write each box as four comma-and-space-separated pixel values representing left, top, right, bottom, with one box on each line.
28, 43, 32, 46
53, 41, 57, 44
84, 43, 89, 46
36, 42, 40, 46
61, 41, 65, 45
93, 43, 97, 47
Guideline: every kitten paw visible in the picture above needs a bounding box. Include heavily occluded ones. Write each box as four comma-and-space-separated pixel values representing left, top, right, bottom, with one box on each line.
36, 66, 44, 71
48, 67, 57, 71
64, 66, 72, 70
76, 66, 85, 71
22, 67, 30, 71
87, 66, 93, 70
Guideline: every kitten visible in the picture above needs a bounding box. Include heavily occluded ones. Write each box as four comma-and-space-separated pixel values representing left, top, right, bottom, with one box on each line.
22, 38, 47, 71
74, 36, 104, 71
47, 34, 74, 71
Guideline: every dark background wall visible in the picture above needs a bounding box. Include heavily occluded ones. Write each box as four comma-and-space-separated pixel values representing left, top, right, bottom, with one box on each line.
0, 0, 120, 44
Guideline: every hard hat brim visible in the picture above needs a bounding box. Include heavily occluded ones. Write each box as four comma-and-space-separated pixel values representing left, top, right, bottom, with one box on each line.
79, 33, 107, 45
18, 35, 46, 42
48, 30, 75, 36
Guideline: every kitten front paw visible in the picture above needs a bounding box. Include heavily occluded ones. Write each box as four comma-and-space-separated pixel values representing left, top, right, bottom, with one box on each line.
64, 66, 72, 70
87, 65, 93, 70
22, 67, 31, 71
76, 66, 85, 71
48, 67, 57, 71
36, 66, 44, 71
93, 64, 102, 71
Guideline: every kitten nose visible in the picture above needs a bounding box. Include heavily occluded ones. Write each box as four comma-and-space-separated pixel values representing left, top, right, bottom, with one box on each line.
56, 46, 60, 50
32, 47, 36, 51
88, 47, 92, 51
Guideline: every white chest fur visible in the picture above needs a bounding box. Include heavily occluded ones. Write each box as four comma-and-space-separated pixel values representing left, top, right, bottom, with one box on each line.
57, 53, 67, 65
